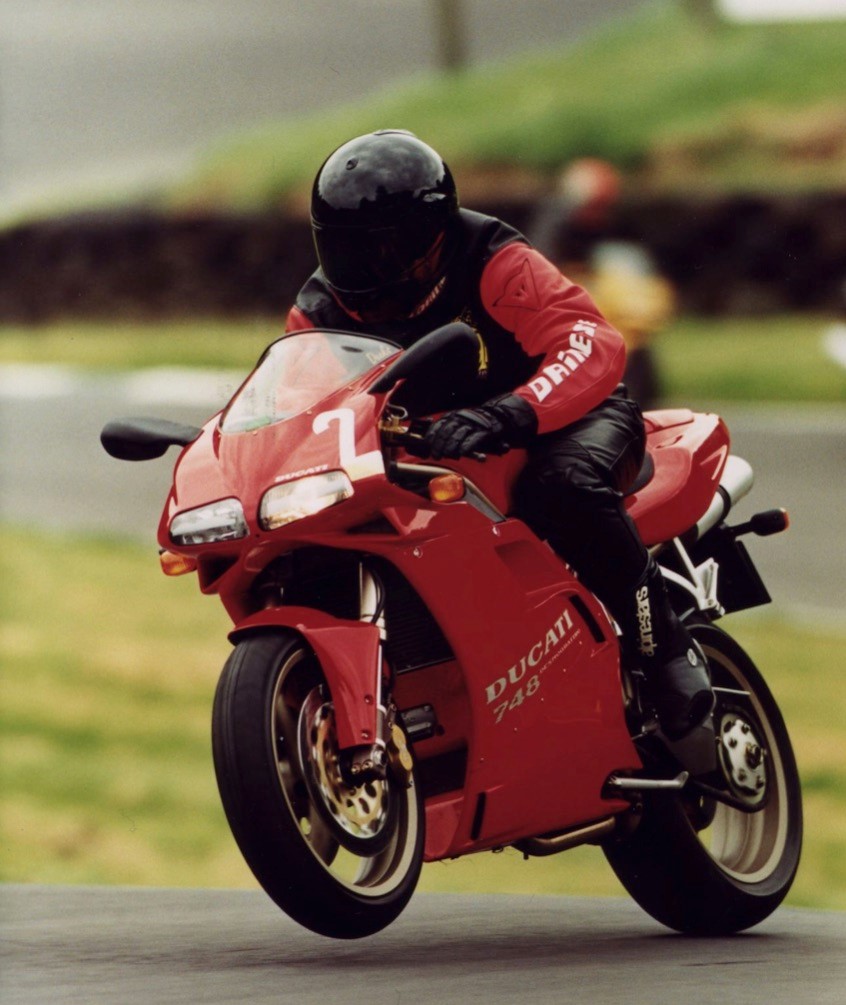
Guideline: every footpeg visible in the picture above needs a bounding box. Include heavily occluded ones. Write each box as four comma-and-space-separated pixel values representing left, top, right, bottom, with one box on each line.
607, 770, 690, 792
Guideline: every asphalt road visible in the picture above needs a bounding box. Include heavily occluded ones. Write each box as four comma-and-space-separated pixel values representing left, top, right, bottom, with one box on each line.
0, 0, 638, 211
3, 885, 846, 1005
1, 365, 843, 622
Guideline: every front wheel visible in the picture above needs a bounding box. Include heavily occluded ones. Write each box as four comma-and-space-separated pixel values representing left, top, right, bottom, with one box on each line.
604, 620, 802, 934
212, 631, 424, 939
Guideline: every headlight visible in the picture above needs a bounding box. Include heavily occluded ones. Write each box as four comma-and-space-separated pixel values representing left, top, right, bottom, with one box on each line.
260, 470, 353, 530
170, 497, 248, 545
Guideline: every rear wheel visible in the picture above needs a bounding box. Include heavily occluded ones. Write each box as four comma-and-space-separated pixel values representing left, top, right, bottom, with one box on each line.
604, 620, 802, 934
212, 631, 424, 938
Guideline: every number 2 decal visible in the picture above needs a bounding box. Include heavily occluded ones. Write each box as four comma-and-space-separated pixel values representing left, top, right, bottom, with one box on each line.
313, 409, 357, 466
313, 408, 384, 481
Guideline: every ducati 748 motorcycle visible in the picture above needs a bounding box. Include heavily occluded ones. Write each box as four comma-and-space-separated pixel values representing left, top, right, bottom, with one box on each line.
102, 321, 801, 939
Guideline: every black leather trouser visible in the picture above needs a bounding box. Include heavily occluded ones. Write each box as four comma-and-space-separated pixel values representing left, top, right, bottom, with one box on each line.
513, 385, 649, 622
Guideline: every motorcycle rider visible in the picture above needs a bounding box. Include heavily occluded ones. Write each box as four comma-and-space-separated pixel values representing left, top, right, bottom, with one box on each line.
286, 129, 713, 743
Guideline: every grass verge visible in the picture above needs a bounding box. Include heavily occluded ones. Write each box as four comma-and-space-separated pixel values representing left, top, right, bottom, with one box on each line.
658, 314, 846, 404
2, 314, 844, 405
0, 318, 281, 372
1, 526, 843, 908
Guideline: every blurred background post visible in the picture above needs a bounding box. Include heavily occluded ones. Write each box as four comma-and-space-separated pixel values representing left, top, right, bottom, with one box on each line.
433, 0, 468, 72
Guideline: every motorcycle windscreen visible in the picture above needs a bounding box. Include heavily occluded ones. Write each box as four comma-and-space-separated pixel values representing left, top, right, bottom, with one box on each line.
220, 330, 398, 434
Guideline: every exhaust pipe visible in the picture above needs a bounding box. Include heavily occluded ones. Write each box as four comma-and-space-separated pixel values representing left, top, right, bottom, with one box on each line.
694, 455, 754, 541
513, 816, 617, 858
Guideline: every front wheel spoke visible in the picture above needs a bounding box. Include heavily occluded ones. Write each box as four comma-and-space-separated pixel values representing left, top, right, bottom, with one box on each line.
354, 838, 400, 888
305, 809, 340, 866
275, 694, 300, 751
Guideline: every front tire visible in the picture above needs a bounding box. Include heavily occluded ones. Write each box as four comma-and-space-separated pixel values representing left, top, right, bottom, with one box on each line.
212, 631, 424, 939
604, 620, 802, 934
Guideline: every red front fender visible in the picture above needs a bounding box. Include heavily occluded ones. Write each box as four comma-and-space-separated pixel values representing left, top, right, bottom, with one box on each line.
230, 607, 382, 751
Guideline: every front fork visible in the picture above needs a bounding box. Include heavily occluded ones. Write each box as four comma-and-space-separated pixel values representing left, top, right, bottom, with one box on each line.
339, 563, 413, 787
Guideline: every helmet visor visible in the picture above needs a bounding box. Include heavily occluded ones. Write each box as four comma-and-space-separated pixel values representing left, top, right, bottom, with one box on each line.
314, 213, 446, 294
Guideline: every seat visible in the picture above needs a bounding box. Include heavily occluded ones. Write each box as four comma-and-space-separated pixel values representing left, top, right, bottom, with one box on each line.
625, 409, 730, 547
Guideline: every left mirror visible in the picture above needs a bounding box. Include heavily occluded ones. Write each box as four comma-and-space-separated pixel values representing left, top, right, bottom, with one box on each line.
100, 418, 202, 461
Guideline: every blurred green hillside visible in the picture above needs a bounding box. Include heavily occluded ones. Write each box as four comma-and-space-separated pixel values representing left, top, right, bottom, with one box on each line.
168, 1, 846, 212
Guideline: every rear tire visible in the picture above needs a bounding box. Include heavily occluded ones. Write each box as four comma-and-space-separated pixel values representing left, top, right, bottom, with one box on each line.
604, 620, 802, 934
212, 630, 424, 939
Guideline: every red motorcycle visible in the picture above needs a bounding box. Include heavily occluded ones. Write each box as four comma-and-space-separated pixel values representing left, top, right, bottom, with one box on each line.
102, 321, 801, 940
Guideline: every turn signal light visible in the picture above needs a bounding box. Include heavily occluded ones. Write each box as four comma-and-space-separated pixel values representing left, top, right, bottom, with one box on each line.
428, 473, 465, 503
751, 508, 789, 535
160, 550, 198, 577
732, 508, 790, 539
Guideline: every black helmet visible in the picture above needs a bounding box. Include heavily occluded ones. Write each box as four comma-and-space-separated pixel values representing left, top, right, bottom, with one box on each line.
310, 130, 459, 322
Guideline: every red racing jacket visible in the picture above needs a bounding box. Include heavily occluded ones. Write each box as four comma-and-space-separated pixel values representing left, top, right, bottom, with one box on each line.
286, 209, 626, 435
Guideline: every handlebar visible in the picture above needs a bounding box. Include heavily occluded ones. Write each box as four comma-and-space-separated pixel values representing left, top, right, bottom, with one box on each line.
380, 417, 487, 464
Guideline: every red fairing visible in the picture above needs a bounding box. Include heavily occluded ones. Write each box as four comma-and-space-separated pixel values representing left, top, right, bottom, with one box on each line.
231, 607, 382, 750
480, 243, 627, 434
286, 304, 314, 332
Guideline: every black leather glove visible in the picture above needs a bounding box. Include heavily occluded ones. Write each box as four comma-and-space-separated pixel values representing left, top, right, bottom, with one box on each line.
423, 394, 538, 460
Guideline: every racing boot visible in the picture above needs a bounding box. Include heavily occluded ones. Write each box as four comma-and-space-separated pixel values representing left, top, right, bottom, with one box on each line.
625, 557, 715, 741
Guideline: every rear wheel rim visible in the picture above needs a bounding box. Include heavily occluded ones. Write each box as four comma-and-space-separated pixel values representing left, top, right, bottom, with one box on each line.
691, 643, 789, 884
